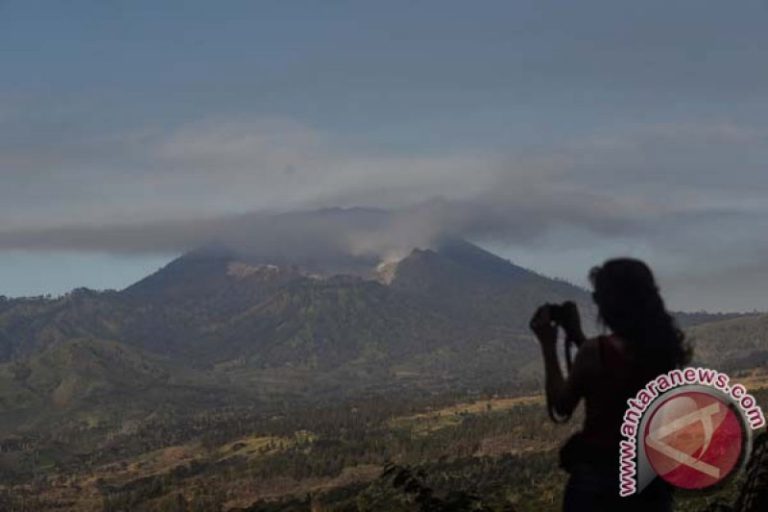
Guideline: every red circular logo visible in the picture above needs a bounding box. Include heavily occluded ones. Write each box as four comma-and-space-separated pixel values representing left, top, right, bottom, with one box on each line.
643, 390, 744, 490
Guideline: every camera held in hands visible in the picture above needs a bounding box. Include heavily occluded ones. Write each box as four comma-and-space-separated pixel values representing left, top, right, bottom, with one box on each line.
543, 301, 581, 345
536, 300, 584, 372
545, 302, 571, 326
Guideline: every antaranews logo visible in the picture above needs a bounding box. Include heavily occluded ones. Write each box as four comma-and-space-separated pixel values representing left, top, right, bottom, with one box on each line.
619, 367, 766, 497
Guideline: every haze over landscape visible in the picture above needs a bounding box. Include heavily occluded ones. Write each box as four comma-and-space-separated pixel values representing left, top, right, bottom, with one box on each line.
2, 0, 768, 311
2, 2, 768, 511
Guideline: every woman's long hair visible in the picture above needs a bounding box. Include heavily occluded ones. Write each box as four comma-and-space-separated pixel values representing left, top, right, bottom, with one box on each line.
589, 258, 689, 373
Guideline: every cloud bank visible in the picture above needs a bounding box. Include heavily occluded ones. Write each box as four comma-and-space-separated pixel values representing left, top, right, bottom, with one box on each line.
1, 117, 767, 310
0, 118, 764, 255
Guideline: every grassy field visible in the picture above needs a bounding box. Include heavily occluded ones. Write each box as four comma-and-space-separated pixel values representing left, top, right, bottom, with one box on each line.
2, 371, 766, 511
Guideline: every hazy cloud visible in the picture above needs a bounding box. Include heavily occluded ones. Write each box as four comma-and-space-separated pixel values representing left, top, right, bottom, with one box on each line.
0, 119, 766, 264
2, 0, 768, 310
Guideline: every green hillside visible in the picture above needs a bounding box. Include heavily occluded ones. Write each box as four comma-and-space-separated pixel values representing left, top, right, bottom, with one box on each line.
0, 241, 766, 511
0, 240, 762, 436
688, 313, 768, 371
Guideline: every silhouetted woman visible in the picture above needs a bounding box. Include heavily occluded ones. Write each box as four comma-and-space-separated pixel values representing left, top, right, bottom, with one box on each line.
530, 258, 689, 512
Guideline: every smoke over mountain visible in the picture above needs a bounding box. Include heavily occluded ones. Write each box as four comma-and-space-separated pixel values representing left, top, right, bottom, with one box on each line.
1, 117, 766, 310
0, 190, 644, 266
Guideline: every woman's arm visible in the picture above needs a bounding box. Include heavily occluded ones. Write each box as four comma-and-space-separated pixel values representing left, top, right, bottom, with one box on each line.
561, 301, 588, 347
530, 306, 597, 419
540, 340, 571, 417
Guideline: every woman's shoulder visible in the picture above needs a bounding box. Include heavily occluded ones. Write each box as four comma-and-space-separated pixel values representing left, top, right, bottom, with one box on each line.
572, 338, 603, 375
579, 335, 615, 356
576, 335, 627, 374
585, 334, 626, 353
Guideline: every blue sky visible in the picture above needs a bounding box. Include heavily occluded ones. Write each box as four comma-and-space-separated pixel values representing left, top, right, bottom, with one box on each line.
1, 1, 768, 311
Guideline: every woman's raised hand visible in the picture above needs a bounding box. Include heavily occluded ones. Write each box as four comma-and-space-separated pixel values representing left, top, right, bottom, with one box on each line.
530, 305, 557, 347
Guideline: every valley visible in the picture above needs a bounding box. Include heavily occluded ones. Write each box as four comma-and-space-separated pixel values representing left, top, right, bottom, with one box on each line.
0, 240, 765, 511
